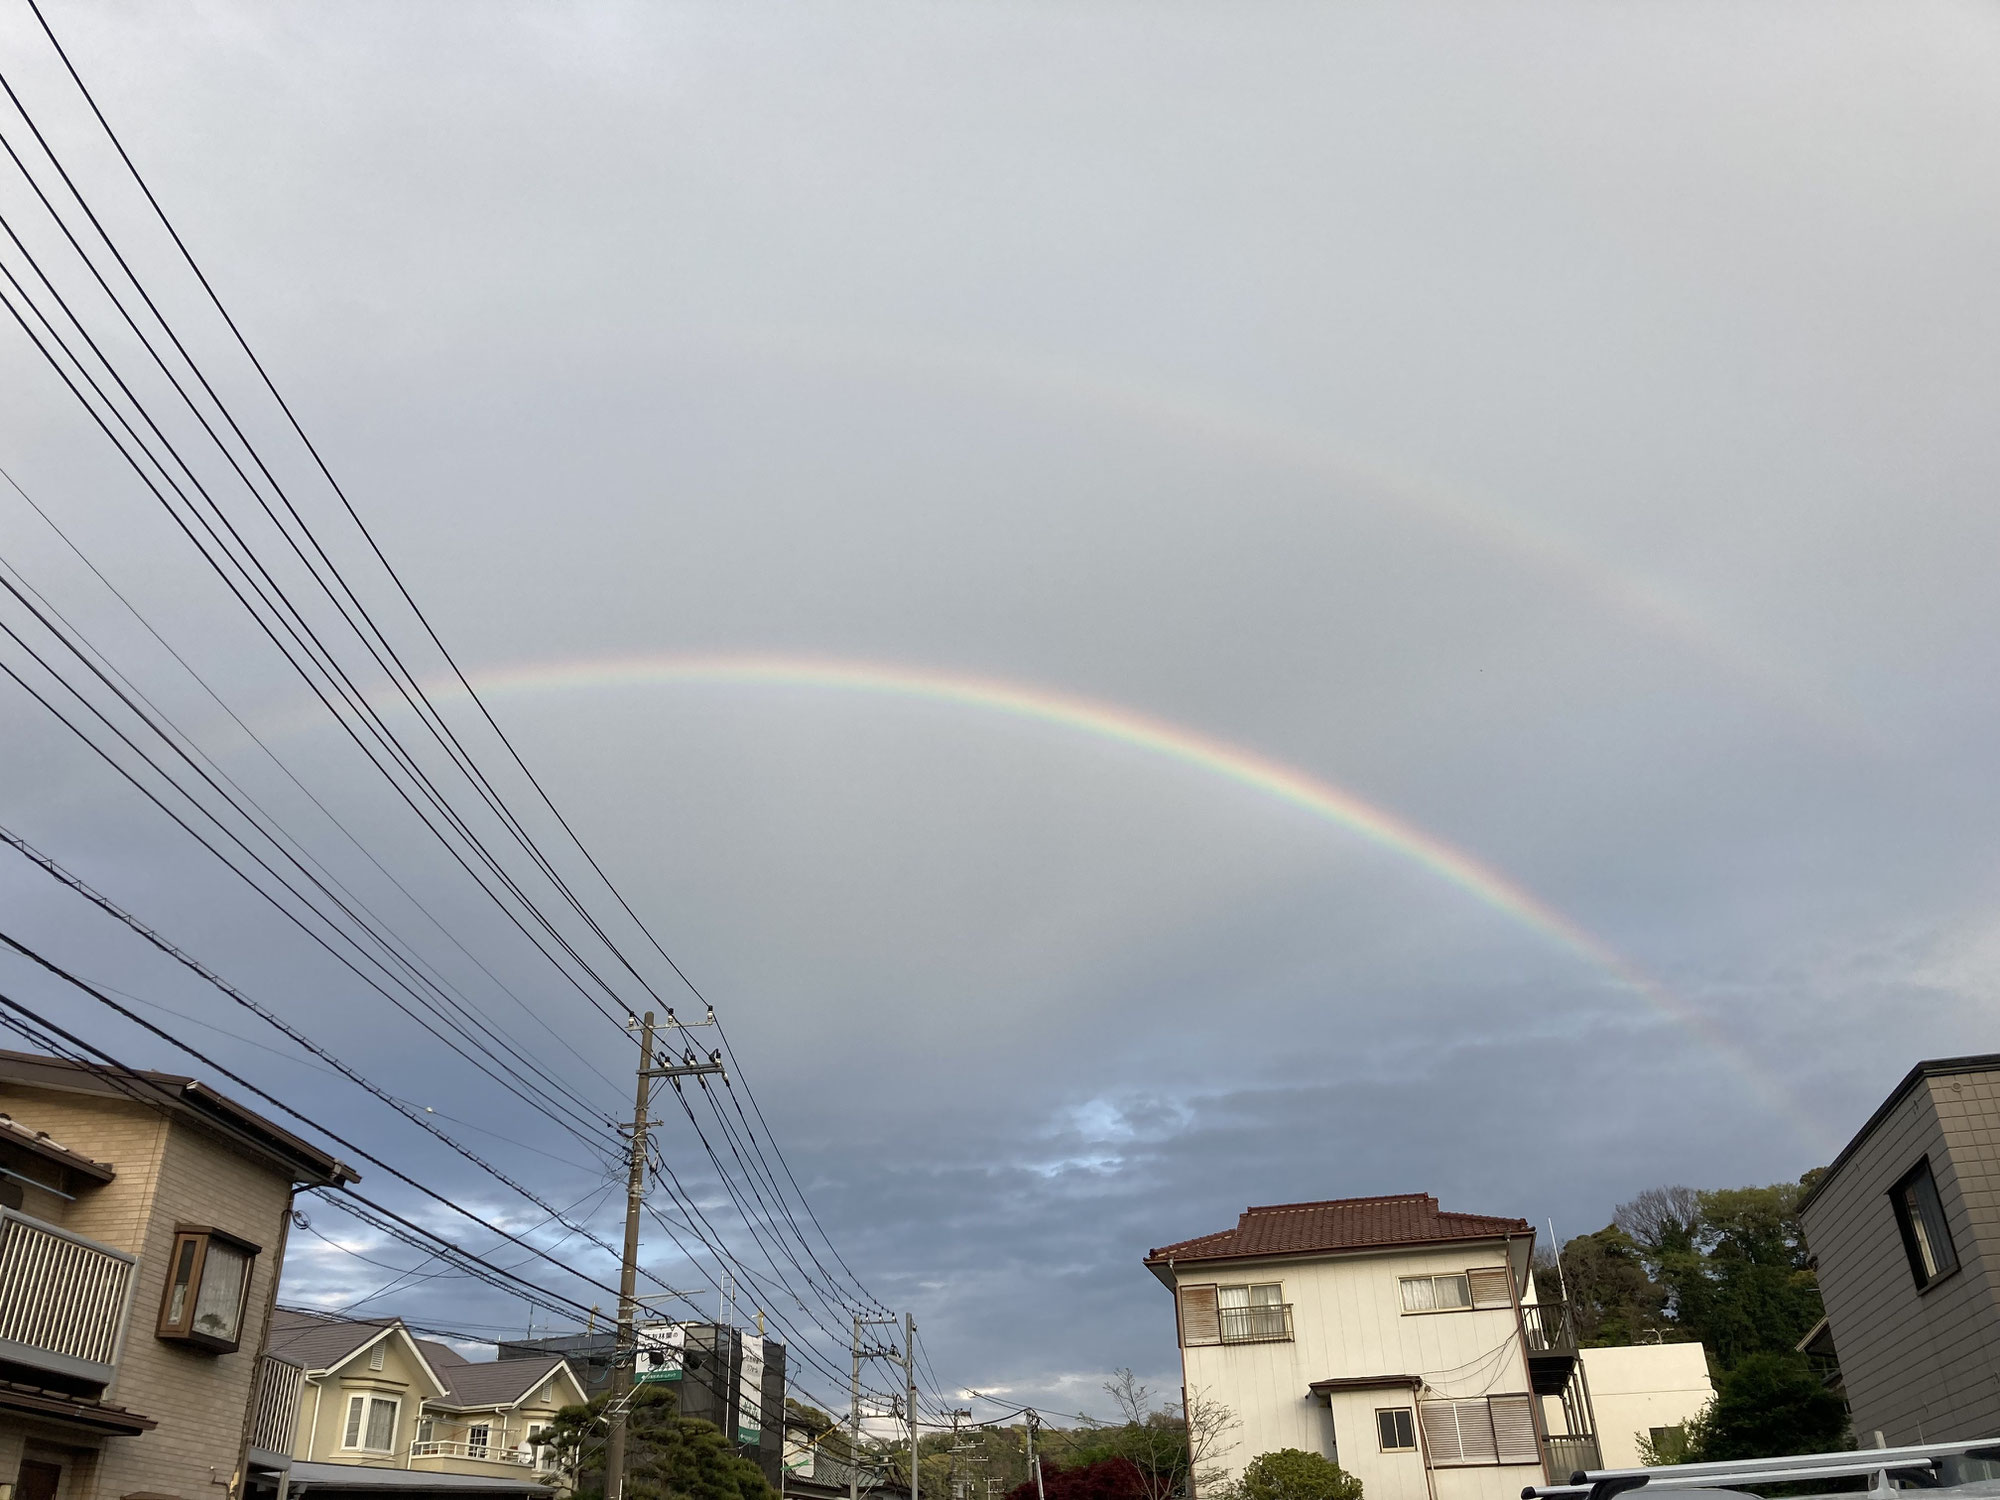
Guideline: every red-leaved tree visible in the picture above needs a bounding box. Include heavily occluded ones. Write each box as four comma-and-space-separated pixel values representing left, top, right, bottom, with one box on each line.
1005, 1458, 1149, 1500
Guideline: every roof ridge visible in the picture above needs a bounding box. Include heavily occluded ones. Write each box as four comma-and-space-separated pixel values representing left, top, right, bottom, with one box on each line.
1242, 1192, 1435, 1214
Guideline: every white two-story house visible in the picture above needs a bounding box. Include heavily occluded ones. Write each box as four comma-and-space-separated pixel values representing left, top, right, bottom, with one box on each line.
1146, 1194, 1590, 1500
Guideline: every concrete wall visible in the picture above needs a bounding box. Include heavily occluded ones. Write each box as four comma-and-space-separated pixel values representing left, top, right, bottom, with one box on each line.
1575, 1345, 1713, 1469
1171, 1242, 1541, 1500
1801, 1069, 2000, 1443
0, 1083, 298, 1500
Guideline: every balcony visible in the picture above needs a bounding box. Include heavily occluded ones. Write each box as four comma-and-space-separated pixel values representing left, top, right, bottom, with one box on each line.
411, 1435, 555, 1471
1519, 1301, 1577, 1396
0, 1207, 135, 1385
1219, 1303, 1294, 1344
247, 1356, 304, 1464
1543, 1434, 1601, 1483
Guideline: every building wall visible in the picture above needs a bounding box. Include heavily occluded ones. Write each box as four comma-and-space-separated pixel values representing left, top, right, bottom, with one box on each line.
295, 1334, 441, 1464
1574, 1345, 1713, 1469
1171, 1242, 1540, 1500
1801, 1070, 2000, 1443
415, 1371, 583, 1475
1, 1084, 297, 1500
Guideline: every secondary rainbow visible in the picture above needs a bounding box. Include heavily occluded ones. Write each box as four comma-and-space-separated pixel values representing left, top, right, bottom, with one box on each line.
451, 650, 1821, 1145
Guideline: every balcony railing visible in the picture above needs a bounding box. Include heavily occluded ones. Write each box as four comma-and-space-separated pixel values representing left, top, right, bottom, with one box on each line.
1520, 1301, 1576, 1354
248, 1355, 304, 1459
1543, 1434, 1601, 1481
0, 1207, 135, 1384
1218, 1303, 1293, 1344
411, 1438, 547, 1467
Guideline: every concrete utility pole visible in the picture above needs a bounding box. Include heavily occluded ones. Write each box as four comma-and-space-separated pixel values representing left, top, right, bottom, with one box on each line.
852, 1316, 863, 1500
1025, 1410, 1045, 1500
906, 1312, 920, 1500
604, 1011, 724, 1500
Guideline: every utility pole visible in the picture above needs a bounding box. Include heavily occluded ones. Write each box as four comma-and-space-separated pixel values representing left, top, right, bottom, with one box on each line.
851, 1316, 863, 1500
604, 1010, 724, 1500
906, 1313, 920, 1500
1024, 1410, 1045, 1500
852, 1318, 901, 1500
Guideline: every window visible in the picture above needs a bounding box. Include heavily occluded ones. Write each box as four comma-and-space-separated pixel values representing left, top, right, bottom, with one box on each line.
1892, 1158, 1960, 1290
1420, 1396, 1538, 1466
344, 1394, 400, 1453
369, 1342, 387, 1371
1378, 1408, 1417, 1452
1217, 1282, 1291, 1342
417, 1418, 435, 1444
468, 1422, 491, 1459
156, 1227, 259, 1351
1400, 1273, 1472, 1312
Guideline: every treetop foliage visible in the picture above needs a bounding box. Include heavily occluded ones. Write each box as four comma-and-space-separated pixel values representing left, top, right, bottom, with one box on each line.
1537, 1177, 1824, 1371
543, 1384, 776, 1500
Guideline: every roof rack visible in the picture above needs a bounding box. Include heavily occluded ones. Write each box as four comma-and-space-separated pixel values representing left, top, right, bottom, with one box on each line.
1522, 1439, 2000, 1500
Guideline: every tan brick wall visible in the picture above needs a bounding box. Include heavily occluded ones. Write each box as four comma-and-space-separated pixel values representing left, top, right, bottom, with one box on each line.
0, 1083, 300, 1500
1801, 1070, 2000, 1442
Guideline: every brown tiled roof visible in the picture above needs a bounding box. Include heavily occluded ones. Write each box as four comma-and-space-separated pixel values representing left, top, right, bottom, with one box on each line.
0, 1050, 356, 1187
266, 1307, 400, 1371
0, 1111, 115, 1182
1144, 1193, 1530, 1265
436, 1353, 571, 1410
0, 1375, 155, 1435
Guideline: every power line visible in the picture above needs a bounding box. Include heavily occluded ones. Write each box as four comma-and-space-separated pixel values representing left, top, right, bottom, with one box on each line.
3, 0, 912, 1397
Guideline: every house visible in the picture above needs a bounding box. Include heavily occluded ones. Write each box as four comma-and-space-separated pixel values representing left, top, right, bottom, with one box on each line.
1144, 1194, 1711, 1500
1796, 1053, 2000, 1444
0, 1049, 355, 1500
253, 1310, 583, 1495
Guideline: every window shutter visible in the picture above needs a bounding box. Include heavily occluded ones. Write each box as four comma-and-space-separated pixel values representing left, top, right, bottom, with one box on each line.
1177, 1284, 1221, 1346
1419, 1402, 1461, 1464
1467, 1268, 1512, 1308
345, 1395, 365, 1448
1490, 1396, 1538, 1463
1455, 1400, 1498, 1463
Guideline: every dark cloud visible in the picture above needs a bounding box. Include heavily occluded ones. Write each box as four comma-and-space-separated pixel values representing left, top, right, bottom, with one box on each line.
3, 0, 1998, 1417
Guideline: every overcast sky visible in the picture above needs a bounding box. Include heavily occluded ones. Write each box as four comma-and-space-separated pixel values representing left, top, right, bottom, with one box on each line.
3, 0, 1999, 1421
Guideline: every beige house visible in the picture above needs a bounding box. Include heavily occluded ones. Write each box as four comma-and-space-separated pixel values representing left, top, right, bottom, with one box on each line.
1146, 1194, 1711, 1500
0, 1050, 355, 1500
259, 1310, 583, 1491
1798, 1053, 2000, 1445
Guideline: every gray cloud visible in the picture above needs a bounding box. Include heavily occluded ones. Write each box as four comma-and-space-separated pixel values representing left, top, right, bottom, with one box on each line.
3, 0, 1998, 1416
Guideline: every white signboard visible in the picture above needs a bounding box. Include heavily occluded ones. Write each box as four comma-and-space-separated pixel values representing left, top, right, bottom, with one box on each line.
636, 1321, 685, 1384
737, 1336, 766, 1444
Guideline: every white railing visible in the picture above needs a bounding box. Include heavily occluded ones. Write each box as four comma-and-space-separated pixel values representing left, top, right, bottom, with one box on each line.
249, 1355, 305, 1456
411, 1439, 544, 1466
0, 1207, 134, 1384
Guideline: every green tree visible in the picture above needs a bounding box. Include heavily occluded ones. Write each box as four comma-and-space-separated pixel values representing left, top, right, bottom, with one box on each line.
1238, 1450, 1362, 1500
1536, 1226, 1673, 1347
1670, 1353, 1849, 1462
1694, 1186, 1823, 1368
1602, 1177, 1826, 1372
544, 1384, 776, 1500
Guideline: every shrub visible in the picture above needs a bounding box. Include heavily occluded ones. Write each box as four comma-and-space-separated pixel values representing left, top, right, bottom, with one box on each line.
1238, 1449, 1362, 1500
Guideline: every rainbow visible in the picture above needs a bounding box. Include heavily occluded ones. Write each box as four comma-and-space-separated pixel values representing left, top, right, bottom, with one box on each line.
451, 650, 1825, 1147
712, 325, 1877, 750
